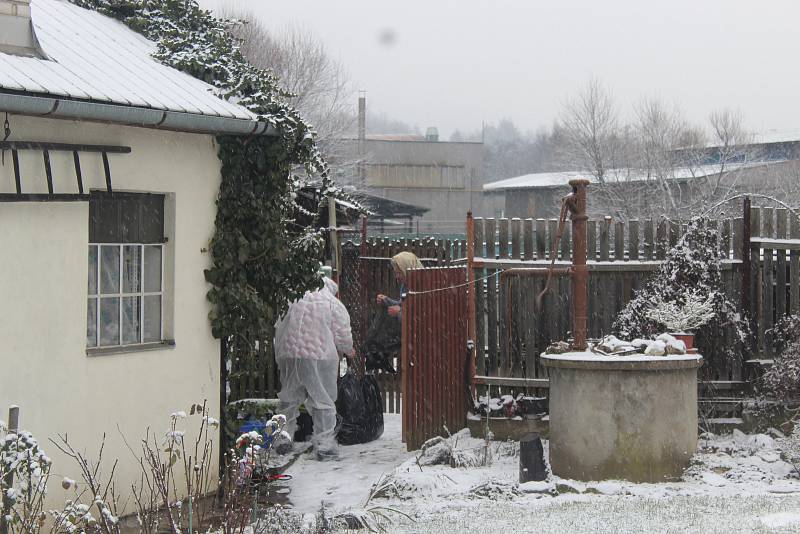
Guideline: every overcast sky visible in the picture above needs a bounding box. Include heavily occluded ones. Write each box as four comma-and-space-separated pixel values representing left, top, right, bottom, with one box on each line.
201, 0, 800, 138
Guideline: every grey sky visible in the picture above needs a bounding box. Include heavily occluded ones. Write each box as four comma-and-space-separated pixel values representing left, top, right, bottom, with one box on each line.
201, 0, 800, 138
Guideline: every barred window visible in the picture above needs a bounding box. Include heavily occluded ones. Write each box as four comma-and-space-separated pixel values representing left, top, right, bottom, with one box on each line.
87, 192, 165, 348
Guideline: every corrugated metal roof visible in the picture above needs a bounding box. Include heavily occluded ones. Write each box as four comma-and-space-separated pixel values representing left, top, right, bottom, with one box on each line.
483, 161, 781, 191
0, 0, 255, 121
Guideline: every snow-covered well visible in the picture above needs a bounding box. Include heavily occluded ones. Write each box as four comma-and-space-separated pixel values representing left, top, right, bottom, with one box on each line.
542, 351, 703, 483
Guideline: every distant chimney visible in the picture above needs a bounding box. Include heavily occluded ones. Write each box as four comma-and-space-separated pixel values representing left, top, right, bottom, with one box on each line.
0, 0, 38, 57
425, 127, 439, 142
358, 93, 366, 143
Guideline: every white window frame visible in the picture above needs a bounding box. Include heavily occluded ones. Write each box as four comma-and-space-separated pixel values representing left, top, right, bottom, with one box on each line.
87, 243, 164, 348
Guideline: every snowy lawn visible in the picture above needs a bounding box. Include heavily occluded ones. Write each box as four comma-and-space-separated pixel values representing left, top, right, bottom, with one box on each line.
282, 414, 800, 532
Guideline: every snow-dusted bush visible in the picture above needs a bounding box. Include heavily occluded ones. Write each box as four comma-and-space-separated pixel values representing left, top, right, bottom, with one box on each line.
613, 219, 748, 369
771, 314, 800, 354
0, 425, 51, 534
760, 315, 800, 402
646, 289, 717, 333
761, 341, 800, 402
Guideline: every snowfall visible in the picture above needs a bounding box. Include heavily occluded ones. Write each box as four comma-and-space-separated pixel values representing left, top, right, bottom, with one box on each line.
274, 414, 800, 533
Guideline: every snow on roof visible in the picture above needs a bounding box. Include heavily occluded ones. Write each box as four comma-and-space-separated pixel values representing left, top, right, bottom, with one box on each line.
483, 161, 781, 191
0, 0, 254, 121
749, 129, 800, 145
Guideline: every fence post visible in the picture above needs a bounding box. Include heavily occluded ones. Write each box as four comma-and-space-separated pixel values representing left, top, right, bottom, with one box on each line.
466, 212, 477, 396
1, 406, 20, 534
742, 197, 751, 325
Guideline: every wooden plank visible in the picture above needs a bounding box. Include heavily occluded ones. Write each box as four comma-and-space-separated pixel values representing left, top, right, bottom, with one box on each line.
749, 238, 800, 251
599, 217, 610, 261
485, 218, 498, 376
474, 219, 486, 377
547, 219, 559, 260
560, 222, 571, 261
101, 152, 113, 193
732, 217, 744, 261
475, 223, 485, 257
668, 220, 679, 248
628, 220, 639, 261
763, 207, 775, 357
523, 219, 534, 261
792, 215, 800, 315
499, 218, 509, 259
473, 376, 550, 388
499, 271, 509, 376
12, 149, 21, 194
472, 258, 741, 271
485, 218, 497, 259
656, 220, 667, 260
615, 221, 625, 261
42, 149, 54, 194
643, 219, 654, 261
587, 220, 597, 262
751, 207, 762, 355
776, 208, 788, 322
511, 218, 522, 259
536, 219, 546, 259
0, 141, 131, 153
721, 219, 732, 260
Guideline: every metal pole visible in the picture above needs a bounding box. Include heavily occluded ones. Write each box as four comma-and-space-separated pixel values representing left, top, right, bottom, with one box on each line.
569, 179, 590, 351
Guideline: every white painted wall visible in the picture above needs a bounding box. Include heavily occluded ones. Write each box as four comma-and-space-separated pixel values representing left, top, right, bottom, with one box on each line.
0, 115, 222, 511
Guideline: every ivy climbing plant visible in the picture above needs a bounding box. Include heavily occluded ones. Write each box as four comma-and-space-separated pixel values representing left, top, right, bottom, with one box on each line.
72, 0, 351, 386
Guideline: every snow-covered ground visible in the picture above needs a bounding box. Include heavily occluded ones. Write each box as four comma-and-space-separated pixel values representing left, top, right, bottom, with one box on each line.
282, 415, 800, 532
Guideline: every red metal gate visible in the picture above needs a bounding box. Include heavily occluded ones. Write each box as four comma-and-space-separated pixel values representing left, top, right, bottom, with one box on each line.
402, 267, 470, 450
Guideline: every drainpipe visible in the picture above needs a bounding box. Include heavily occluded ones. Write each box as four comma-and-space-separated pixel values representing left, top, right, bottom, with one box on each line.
568, 179, 590, 351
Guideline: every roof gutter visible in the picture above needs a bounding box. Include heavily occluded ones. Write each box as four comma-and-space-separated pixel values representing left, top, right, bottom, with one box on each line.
0, 92, 279, 137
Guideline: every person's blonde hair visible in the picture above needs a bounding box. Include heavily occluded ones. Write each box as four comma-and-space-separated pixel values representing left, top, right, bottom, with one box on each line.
390, 251, 423, 275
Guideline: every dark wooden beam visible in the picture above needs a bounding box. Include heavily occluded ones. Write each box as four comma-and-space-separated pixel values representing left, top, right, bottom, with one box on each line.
42, 149, 53, 195
11, 149, 20, 194
0, 194, 90, 202
72, 151, 84, 195
0, 141, 131, 153
101, 151, 112, 193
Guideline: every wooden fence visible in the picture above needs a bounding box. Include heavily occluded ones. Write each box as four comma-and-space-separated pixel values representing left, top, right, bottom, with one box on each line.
339, 238, 463, 413
401, 267, 469, 450
226, 205, 800, 410
471, 215, 747, 385
749, 206, 800, 359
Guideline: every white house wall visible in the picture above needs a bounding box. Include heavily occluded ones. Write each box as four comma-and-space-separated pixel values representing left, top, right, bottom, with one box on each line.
0, 114, 221, 510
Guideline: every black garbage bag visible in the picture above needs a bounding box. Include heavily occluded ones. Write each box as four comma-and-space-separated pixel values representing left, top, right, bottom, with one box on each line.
336, 370, 384, 445
363, 306, 401, 374
293, 412, 314, 442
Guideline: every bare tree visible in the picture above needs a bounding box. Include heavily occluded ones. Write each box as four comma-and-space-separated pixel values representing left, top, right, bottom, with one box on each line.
224, 11, 358, 184
704, 108, 752, 197
558, 78, 621, 184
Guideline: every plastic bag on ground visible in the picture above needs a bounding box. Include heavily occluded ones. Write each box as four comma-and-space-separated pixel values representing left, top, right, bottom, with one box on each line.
336, 369, 384, 445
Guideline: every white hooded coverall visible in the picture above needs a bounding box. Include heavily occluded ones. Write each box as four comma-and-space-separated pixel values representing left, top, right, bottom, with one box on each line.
273, 278, 354, 452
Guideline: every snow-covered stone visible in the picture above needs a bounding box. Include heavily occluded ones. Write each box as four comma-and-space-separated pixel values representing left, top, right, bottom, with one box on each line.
555, 479, 586, 494
644, 340, 667, 356
518, 480, 556, 495
585, 481, 625, 495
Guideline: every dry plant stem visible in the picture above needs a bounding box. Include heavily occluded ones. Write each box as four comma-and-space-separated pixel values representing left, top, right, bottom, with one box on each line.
49, 434, 121, 534
140, 429, 180, 534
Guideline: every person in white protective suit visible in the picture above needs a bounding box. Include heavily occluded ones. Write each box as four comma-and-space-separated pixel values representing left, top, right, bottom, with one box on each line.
273, 274, 354, 460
